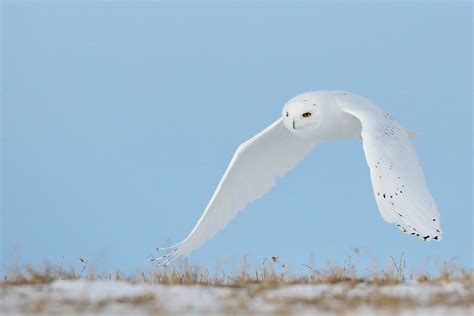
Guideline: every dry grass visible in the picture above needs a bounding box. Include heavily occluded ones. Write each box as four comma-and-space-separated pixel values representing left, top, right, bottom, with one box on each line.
2, 253, 472, 289
2, 254, 473, 315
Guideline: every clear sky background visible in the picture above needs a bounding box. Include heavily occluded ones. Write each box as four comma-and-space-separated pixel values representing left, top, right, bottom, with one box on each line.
1, 1, 472, 276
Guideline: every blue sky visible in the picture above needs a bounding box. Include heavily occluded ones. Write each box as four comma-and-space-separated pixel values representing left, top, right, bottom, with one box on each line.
1, 1, 472, 275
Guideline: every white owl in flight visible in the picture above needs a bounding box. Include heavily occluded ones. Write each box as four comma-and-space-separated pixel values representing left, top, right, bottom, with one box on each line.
153, 91, 441, 266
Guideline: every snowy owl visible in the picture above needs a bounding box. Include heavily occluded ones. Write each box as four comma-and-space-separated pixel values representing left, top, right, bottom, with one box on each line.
153, 91, 441, 266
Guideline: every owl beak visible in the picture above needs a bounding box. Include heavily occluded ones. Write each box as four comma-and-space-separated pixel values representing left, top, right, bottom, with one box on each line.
292, 120, 296, 130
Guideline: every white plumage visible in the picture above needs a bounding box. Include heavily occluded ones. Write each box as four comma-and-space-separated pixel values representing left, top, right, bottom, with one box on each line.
153, 91, 441, 266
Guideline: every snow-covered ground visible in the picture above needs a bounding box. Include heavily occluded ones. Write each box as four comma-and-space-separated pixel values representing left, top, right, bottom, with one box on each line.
1, 279, 472, 315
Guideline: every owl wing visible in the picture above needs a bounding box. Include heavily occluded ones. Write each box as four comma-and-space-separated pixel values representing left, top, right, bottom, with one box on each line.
153, 118, 318, 265
337, 93, 442, 240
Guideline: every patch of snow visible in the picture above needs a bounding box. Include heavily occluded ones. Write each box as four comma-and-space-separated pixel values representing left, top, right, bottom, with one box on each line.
1, 280, 472, 315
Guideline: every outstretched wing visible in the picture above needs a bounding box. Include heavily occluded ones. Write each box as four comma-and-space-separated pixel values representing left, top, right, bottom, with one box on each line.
337, 93, 442, 241
153, 118, 317, 265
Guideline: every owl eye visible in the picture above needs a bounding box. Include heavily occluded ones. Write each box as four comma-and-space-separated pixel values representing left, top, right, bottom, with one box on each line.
286, 112, 289, 117
302, 112, 312, 118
